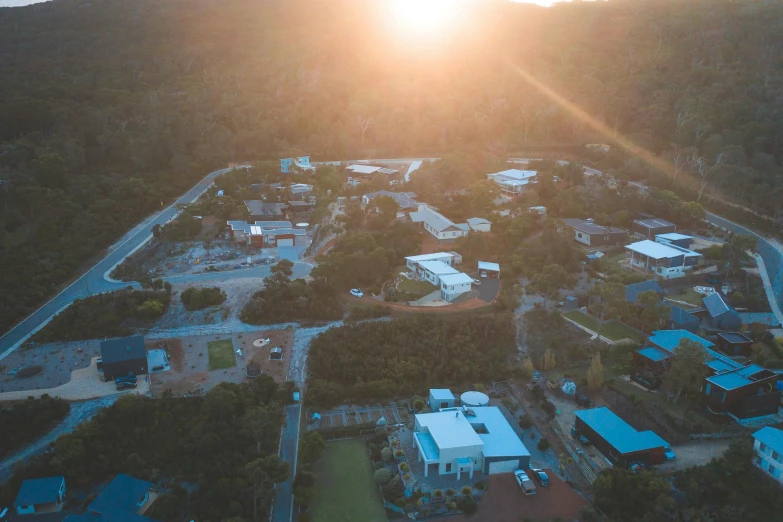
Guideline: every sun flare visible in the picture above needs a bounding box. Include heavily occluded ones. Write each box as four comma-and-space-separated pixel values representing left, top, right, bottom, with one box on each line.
386, 0, 464, 37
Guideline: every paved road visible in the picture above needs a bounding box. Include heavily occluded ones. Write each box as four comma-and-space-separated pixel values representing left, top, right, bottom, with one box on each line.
0, 165, 248, 360
272, 403, 301, 522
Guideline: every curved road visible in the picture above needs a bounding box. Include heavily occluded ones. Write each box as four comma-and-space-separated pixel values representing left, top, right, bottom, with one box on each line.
0, 165, 249, 360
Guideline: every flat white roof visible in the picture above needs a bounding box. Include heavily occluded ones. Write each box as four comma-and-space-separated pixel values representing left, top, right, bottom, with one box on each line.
478, 261, 500, 272
416, 409, 484, 450
439, 273, 474, 285
655, 232, 693, 241
406, 252, 454, 263
417, 260, 460, 275
347, 164, 382, 174
487, 169, 537, 181
430, 388, 455, 400
626, 240, 701, 260
416, 407, 530, 458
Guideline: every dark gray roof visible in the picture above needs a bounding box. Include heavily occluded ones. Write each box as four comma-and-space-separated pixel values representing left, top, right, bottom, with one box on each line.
625, 280, 663, 305
243, 200, 286, 217
717, 332, 753, 344
633, 217, 675, 230
15, 476, 64, 507
88, 474, 153, 515
703, 292, 734, 318
562, 218, 625, 236
670, 305, 699, 325
364, 190, 419, 209
100, 336, 146, 364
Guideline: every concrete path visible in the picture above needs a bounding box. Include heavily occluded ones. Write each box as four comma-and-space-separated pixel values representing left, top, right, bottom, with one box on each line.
272, 403, 301, 522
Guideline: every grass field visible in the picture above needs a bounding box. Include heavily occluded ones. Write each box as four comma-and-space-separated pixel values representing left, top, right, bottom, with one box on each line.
397, 277, 437, 298
311, 438, 387, 522
207, 339, 236, 370
562, 311, 644, 343
666, 287, 704, 306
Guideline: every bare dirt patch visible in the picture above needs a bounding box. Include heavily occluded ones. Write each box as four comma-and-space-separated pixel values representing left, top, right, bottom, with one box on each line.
149, 328, 293, 396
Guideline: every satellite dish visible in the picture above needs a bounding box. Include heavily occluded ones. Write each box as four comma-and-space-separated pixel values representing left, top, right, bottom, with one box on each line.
296, 222, 309, 228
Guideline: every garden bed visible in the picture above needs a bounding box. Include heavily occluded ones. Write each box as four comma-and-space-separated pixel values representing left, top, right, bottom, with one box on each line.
207, 339, 236, 370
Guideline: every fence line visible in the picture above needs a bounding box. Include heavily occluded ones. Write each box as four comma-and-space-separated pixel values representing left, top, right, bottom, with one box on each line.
689, 432, 744, 440
551, 422, 600, 484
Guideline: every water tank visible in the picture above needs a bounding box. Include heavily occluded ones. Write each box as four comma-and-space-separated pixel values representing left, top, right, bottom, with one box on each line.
460, 391, 489, 407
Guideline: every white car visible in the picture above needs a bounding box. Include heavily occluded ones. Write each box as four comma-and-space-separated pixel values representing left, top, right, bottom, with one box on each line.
350, 289, 364, 298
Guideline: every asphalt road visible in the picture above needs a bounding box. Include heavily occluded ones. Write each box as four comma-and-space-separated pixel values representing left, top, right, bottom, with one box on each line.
0, 165, 248, 360
272, 403, 301, 522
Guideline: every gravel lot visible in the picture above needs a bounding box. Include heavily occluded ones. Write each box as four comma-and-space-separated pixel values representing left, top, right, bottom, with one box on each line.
0, 340, 100, 393
657, 438, 734, 472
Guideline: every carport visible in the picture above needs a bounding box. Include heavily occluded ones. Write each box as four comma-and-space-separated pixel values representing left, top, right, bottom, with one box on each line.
478, 261, 500, 279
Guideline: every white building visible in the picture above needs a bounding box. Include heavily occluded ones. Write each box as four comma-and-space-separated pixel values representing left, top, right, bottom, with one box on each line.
405, 253, 456, 272
346, 164, 399, 176
413, 402, 530, 479
478, 261, 500, 278
409, 206, 469, 241
486, 169, 537, 197
466, 217, 492, 232
417, 261, 460, 285
429, 389, 455, 412
625, 239, 702, 279
439, 273, 474, 302
752, 426, 783, 484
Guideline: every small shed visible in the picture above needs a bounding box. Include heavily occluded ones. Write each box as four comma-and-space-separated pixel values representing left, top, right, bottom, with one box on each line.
14, 476, 66, 515
703, 293, 742, 330
655, 232, 693, 249
717, 332, 754, 357
100, 335, 147, 381
478, 261, 500, 278
270, 347, 283, 360
429, 389, 455, 412
563, 295, 579, 311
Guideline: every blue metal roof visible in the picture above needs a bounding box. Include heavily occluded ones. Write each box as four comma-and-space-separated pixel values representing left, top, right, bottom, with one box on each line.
703, 293, 733, 318
706, 372, 754, 391
575, 407, 667, 454
753, 427, 783, 454
14, 476, 64, 507
636, 347, 672, 362
706, 359, 737, 373
88, 474, 152, 515
625, 280, 663, 305
648, 330, 713, 352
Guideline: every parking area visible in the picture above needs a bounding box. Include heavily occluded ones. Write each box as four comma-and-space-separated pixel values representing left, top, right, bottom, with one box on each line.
449, 471, 587, 522
657, 438, 734, 472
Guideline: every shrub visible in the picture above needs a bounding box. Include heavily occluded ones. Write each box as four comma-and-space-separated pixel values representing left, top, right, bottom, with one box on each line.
400, 462, 410, 472
374, 468, 394, 484
181, 286, 227, 311
433, 489, 443, 498
382, 475, 404, 500
404, 473, 411, 481
16, 366, 43, 379
518, 415, 533, 429
461, 486, 473, 496
381, 446, 393, 462
457, 497, 478, 514
538, 437, 550, 451
474, 481, 486, 491
373, 461, 384, 470
136, 299, 165, 319
447, 501, 458, 511
394, 449, 404, 458
445, 488, 456, 497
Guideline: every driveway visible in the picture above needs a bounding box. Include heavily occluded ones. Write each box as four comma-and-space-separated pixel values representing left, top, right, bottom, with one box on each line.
272, 403, 301, 522
0, 357, 150, 402
449, 472, 586, 522
657, 438, 734, 472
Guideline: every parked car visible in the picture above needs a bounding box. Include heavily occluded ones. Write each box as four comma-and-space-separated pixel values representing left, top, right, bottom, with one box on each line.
115, 375, 137, 385
116, 381, 137, 390
513, 470, 537, 495
350, 288, 364, 298
472, 278, 481, 285
530, 468, 549, 487
664, 446, 676, 461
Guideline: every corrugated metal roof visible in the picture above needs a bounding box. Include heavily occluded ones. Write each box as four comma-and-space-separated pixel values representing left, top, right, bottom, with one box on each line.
625, 280, 663, 304
88, 474, 153, 515
634, 218, 675, 229
575, 407, 667, 454
439, 273, 474, 286
703, 292, 733, 318
670, 305, 699, 325
626, 240, 700, 260
487, 168, 538, 181
406, 252, 454, 263
14, 477, 64, 507
562, 218, 626, 236
430, 388, 455, 400
409, 207, 458, 232
478, 261, 500, 272
655, 232, 692, 241
637, 347, 672, 362
753, 426, 783, 453
467, 217, 492, 226
100, 336, 146, 364
418, 260, 460, 275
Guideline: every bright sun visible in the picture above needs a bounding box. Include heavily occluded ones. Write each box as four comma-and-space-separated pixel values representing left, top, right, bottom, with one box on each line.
386, 0, 463, 37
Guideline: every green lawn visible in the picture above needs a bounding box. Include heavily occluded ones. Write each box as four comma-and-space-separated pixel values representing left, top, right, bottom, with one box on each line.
397, 277, 437, 297
311, 438, 387, 522
666, 287, 704, 306
207, 339, 236, 370
562, 311, 644, 343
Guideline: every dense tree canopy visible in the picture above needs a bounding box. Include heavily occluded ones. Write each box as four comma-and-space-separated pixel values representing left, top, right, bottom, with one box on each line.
0, 395, 70, 460
3, 0, 783, 335
306, 314, 516, 406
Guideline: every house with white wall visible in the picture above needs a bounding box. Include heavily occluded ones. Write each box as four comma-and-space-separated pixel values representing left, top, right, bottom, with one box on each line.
429, 389, 455, 411
625, 240, 701, 279
752, 426, 783, 485
439, 273, 474, 302
410, 206, 469, 241
486, 169, 537, 197
405, 253, 456, 274
405, 253, 473, 301
413, 401, 530, 479
14, 476, 66, 515
467, 217, 492, 232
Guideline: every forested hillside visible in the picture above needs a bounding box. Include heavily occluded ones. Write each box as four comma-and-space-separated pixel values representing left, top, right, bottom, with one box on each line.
2, 0, 783, 334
